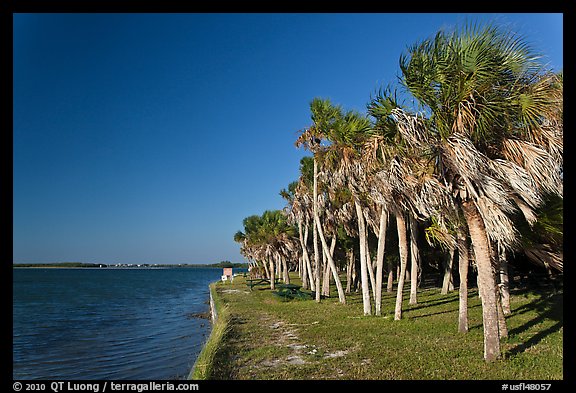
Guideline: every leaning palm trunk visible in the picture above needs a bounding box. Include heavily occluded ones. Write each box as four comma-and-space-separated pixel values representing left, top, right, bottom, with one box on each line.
321, 235, 338, 297
262, 260, 270, 280
313, 208, 321, 302
462, 199, 501, 361
312, 159, 321, 302
355, 199, 372, 315
321, 246, 329, 296
345, 249, 354, 293
321, 235, 335, 295
313, 159, 347, 303
303, 224, 315, 291
387, 259, 394, 293
375, 208, 388, 315
298, 220, 309, 289
281, 255, 290, 284
441, 246, 455, 294
364, 229, 377, 302
496, 284, 508, 339
497, 241, 511, 315
394, 212, 409, 320
409, 217, 420, 305
457, 227, 470, 333
268, 257, 276, 290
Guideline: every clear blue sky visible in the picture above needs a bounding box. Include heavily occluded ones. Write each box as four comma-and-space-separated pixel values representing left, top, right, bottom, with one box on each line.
13, 13, 563, 265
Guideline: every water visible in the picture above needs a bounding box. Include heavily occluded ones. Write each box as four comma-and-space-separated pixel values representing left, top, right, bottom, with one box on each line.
13, 267, 234, 380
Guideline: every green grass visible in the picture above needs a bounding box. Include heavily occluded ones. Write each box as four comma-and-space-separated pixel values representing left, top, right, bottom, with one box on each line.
197, 273, 562, 380
189, 283, 231, 380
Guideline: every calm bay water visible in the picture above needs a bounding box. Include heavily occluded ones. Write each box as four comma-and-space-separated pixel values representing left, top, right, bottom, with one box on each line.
13, 267, 232, 380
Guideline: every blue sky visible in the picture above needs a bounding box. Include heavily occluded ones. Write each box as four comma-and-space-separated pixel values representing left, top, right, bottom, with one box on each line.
13, 13, 563, 264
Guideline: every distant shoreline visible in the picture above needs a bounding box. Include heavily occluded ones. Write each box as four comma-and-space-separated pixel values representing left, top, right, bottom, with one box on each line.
13, 262, 249, 269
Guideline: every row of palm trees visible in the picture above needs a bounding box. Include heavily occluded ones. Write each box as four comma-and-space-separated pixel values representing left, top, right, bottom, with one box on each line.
234, 23, 563, 362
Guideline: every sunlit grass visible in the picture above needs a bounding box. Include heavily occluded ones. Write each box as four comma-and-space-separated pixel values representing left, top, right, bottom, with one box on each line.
198, 273, 562, 380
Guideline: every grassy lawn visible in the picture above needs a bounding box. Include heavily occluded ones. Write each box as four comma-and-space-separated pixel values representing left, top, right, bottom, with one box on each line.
200, 273, 562, 380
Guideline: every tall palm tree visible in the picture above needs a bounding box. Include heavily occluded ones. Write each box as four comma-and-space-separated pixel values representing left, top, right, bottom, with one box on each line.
399, 22, 563, 361
366, 88, 429, 318
296, 98, 348, 304
323, 107, 377, 313
294, 156, 317, 291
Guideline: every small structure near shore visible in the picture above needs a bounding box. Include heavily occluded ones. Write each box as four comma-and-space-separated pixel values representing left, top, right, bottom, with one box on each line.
221, 267, 233, 283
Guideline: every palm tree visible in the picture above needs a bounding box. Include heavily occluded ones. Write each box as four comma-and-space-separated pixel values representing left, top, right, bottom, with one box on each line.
296, 98, 348, 305
294, 156, 317, 291
399, 22, 563, 361
366, 88, 430, 318
234, 210, 298, 290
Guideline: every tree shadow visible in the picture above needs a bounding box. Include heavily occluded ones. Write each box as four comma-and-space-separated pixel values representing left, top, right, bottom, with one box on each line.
505, 290, 563, 357
409, 302, 482, 320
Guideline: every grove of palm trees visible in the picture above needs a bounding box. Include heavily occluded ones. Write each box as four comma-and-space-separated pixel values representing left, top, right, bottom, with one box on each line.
233, 22, 562, 364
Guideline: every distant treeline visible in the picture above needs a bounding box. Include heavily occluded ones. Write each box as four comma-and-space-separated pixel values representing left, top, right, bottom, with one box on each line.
13, 261, 248, 269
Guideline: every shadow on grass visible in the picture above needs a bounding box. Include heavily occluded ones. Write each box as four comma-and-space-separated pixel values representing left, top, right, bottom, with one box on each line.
506, 290, 563, 357
409, 303, 482, 320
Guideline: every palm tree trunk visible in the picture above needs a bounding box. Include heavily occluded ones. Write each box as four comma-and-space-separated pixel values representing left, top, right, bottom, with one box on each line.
281, 255, 290, 284
497, 241, 511, 315
303, 224, 315, 291
364, 226, 377, 302
262, 260, 270, 280
355, 199, 372, 315
321, 245, 329, 296
298, 220, 308, 289
394, 212, 409, 320
315, 217, 346, 304
269, 257, 276, 290
409, 216, 420, 305
441, 246, 455, 294
375, 208, 388, 316
312, 158, 347, 303
313, 210, 321, 302
322, 235, 337, 296
490, 241, 509, 338
275, 254, 281, 281
462, 199, 501, 362
346, 249, 354, 293
457, 227, 469, 333
496, 284, 508, 339
387, 258, 394, 293
312, 158, 321, 302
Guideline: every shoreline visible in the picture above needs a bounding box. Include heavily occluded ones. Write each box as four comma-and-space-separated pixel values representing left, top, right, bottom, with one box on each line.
188, 281, 230, 380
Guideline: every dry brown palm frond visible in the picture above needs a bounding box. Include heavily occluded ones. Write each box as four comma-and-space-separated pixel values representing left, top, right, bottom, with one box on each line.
453, 94, 480, 136
539, 121, 563, 166
391, 108, 429, 149
489, 159, 542, 209
388, 157, 407, 193
416, 175, 455, 219
295, 126, 324, 153
511, 195, 538, 227
502, 138, 563, 197
444, 134, 518, 214
524, 244, 563, 273
445, 133, 489, 185
363, 204, 381, 235
474, 196, 519, 250
477, 172, 517, 214
362, 135, 386, 172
